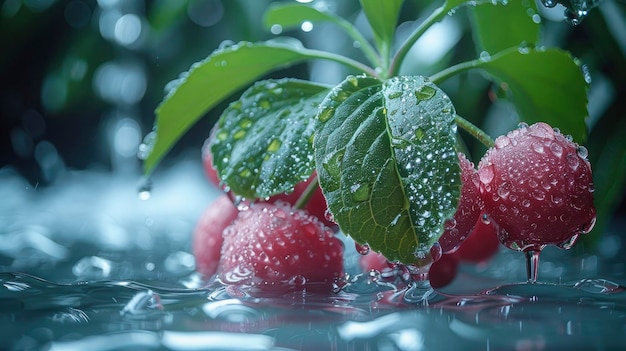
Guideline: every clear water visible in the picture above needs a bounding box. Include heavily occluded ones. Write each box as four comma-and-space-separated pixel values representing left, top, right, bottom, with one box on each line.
1, 165, 626, 351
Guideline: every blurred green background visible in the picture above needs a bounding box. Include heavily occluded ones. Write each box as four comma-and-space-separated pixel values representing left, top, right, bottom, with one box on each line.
1, 0, 624, 250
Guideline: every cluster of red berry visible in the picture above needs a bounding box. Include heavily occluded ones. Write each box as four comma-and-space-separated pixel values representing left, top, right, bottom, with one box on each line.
193, 122, 596, 295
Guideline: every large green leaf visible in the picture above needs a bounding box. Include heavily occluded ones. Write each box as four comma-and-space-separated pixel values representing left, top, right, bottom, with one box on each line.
314, 75, 460, 264
469, 0, 540, 54
211, 78, 330, 199
479, 48, 589, 142
144, 39, 313, 175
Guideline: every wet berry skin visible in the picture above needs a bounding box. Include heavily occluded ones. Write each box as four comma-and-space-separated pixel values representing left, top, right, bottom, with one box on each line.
192, 194, 239, 277
454, 214, 500, 264
438, 153, 483, 253
217, 201, 344, 296
477, 122, 596, 252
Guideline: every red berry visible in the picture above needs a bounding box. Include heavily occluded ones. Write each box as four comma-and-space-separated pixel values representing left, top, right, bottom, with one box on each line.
438, 153, 482, 253
428, 253, 459, 288
359, 251, 394, 275
477, 122, 596, 252
217, 201, 344, 295
454, 214, 500, 264
192, 194, 239, 277
265, 171, 335, 228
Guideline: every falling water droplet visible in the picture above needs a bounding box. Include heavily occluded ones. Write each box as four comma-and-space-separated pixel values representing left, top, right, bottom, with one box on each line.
138, 177, 152, 200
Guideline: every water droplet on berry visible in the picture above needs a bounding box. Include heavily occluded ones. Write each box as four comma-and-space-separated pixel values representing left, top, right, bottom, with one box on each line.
324, 209, 335, 223
495, 135, 511, 149
582, 216, 597, 234
355, 242, 371, 255
497, 182, 511, 199
532, 189, 546, 201
444, 218, 457, 230
289, 275, 307, 287
481, 213, 491, 225
549, 142, 563, 157
577, 145, 589, 159
566, 153, 580, 171
528, 177, 539, 188
478, 164, 495, 185
522, 199, 531, 208
532, 142, 545, 154
557, 234, 580, 250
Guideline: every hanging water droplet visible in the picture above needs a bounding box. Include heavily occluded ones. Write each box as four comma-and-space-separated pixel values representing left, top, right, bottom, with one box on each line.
138, 177, 152, 200
355, 242, 371, 255
481, 213, 491, 225
137, 131, 157, 160
541, 0, 558, 8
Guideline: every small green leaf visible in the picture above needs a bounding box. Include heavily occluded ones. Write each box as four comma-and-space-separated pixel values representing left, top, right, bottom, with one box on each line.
479, 48, 589, 142
211, 78, 330, 199
359, 0, 403, 64
263, 2, 381, 67
469, 0, 540, 54
144, 39, 313, 175
263, 2, 344, 32
314, 75, 460, 264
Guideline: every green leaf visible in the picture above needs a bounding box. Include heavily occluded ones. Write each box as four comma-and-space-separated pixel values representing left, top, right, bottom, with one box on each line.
144, 39, 313, 175
359, 0, 403, 66
314, 75, 461, 264
263, 2, 345, 31
469, 0, 540, 54
211, 78, 330, 199
479, 48, 589, 142
263, 2, 380, 67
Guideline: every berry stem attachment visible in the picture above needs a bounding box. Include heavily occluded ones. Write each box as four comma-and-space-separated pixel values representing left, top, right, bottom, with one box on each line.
294, 173, 320, 210
454, 115, 495, 148
525, 250, 541, 284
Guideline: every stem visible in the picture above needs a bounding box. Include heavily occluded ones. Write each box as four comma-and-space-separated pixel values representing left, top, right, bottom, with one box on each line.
525, 250, 541, 284
294, 174, 320, 210
429, 58, 483, 85
454, 115, 494, 148
388, 2, 448, 77
333, 17, 382, 69
302, 48, 379, 78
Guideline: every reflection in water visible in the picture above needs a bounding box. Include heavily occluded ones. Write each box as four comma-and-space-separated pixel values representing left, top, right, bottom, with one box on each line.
1, 164, 626, 350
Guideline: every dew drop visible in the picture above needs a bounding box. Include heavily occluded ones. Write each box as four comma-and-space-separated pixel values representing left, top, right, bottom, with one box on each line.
577, 145, 589, 159
267, 139, 281, 152
318, 107, 334, 122
541, 0, 558, 8
355, 242, 371, 255
531, 142, 545, 154
549, 142, 563, 157
532, 190, 545, 201
414, 85, 436, 101
566, 153, 580, 171
138, 177, 152, 200
481, 213, 491, 225
497, 182, 511, 199
494, 135, 511, 149
388, 91, 403, 100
